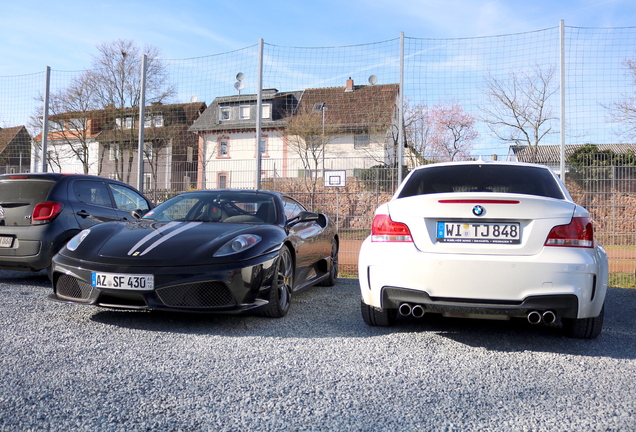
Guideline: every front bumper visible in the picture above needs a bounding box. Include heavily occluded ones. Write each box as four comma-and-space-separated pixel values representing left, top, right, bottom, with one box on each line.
49, 251, 279, 313
358, 238, 608, 320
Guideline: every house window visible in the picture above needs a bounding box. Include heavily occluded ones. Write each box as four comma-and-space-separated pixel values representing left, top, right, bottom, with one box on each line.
259, 137, 267, 156
239, 106, 250, 120
49, 121, 64, 132
354, 132, 370, 149
144, 142, 153, 159
219, 107, 230, 121
218, 138, 229, 158
109, 145, 120, 161
69, 118, 86, 131
143, 173, 152, 191
218, 172, 228, 189
145, 115, 163, 128
262, 104, 271, 119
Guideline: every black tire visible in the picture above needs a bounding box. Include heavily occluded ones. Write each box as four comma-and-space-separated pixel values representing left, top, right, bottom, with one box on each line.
318, 240, 338, 286
562, 304, 604, 339
261, 246, 294, 318
361, 299, 395, 327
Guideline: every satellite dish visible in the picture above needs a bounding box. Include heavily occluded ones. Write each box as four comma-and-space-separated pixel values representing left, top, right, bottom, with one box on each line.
368, 75, 378, 85
190, 95, 198, 102
236, 72, 244, 81
234, 81, 245, 91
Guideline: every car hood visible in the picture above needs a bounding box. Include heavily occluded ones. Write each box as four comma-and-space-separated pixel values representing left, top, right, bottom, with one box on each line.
71, 220, 283, 266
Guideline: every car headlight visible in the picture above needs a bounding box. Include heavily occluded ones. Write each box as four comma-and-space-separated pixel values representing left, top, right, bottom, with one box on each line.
66, 229, 91, 251
214, 234, 262, 257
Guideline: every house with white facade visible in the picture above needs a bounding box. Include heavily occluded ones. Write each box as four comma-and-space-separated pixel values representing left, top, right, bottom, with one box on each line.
188, 78, 401, 189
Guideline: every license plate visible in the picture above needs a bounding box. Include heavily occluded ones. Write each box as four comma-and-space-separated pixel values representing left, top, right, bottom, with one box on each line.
0, 236, 13, 248
92, 272, 154, 290
437, 221, 520, 244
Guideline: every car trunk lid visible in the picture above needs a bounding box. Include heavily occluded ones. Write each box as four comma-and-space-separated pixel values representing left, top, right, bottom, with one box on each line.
0, 179, 55, 227
387, 192, 578, 256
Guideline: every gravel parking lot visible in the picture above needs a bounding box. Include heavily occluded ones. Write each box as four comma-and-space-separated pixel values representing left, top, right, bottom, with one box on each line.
0, 270, 635, 432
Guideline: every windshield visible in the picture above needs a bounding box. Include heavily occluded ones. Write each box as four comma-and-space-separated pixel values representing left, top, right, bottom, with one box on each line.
398, 164, 565, 200
142, 191, 277, 224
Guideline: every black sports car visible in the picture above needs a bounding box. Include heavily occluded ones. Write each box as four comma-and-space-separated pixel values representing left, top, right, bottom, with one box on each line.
49, 190, 338, 317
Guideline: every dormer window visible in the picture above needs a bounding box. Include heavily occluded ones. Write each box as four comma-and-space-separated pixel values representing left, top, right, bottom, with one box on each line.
69, 118, 86, 131
312, 102, 325, 113
262, 103, 271, 119
116, 117, 134, 129
219, 107, 230, 121
50, 121, 64, 132
145, 114, 164, 128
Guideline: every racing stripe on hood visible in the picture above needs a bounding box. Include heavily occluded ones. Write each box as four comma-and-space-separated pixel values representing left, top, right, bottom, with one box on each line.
128, 222, 202, 256
127, 221, 181, 256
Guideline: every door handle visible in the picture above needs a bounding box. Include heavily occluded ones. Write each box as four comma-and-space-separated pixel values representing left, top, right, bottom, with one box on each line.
76, 210, 90, 218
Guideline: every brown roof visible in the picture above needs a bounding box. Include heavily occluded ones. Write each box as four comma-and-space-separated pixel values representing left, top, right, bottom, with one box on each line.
298, 82, 399, 129
0, 126, 29, 153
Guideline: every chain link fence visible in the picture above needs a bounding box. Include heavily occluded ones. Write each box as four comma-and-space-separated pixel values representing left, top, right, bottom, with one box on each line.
2, 25, 636, 284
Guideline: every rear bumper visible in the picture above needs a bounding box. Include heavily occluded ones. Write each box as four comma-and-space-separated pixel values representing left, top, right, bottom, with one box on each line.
358, 238, 608, 320
380, 286, 579, 319
0, 225, 73, 271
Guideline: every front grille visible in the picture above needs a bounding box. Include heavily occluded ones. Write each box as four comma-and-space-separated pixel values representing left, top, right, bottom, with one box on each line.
56, 274, 93, 300
156, 282, 236, 308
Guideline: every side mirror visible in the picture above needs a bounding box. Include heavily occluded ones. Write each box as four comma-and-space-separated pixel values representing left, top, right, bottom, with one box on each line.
287, 211, 320, 225
130, 209, 148, 220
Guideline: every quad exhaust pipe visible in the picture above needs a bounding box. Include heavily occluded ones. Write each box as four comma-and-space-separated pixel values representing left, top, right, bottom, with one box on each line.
527, 310, 557, 325
399, 303, 425, 318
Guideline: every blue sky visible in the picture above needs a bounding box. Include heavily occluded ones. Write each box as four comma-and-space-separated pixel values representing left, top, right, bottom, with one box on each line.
2, 0, 636, 76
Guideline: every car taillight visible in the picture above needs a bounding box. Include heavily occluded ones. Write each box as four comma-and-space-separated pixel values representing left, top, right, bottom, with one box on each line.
545, 217, 594, 248
32, 202, 64, 225
371, 214, 413, 242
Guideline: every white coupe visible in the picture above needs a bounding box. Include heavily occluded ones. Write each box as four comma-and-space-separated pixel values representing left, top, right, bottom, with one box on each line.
358, 161, 608, 338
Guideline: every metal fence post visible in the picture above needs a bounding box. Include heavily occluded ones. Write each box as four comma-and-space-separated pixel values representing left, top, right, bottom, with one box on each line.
40, 66, 51, 173
137, 54, 147, 193
398, 32, 405, 187
560, 20, 566, 180
255, 39, 264, 190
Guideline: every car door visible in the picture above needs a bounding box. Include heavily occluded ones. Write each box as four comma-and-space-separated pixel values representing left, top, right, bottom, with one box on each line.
69, 179, 119, 229
282, 196, 329, 285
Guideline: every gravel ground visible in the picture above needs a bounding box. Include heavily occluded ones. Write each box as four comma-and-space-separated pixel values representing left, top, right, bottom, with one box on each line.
0, 270, 635, 432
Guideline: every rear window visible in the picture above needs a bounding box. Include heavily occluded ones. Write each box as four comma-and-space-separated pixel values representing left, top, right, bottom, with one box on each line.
398, 164, 565, 200
0, 180, 54, 203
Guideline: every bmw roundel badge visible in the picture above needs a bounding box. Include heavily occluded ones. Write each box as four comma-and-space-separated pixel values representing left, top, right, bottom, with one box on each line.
472, 205, 485, 216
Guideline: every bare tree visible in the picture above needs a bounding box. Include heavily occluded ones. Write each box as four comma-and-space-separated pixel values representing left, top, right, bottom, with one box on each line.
85, 40, 176, 183
481, 64, 558, 161
403, 100, 433, 166
604, 58, 636, 140
285, 107, 339, 209
32, 40, 176, 180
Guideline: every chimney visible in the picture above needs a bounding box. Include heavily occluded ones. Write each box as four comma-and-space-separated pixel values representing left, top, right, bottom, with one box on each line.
345, 77, 354, 92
